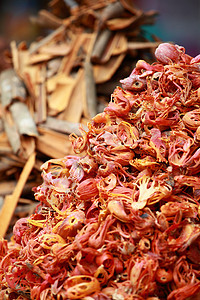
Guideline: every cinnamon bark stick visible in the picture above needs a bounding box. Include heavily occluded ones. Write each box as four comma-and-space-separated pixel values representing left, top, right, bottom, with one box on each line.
84, 59, 97, 118
128, 41, 161, 50
0, 69, 26, 107
91, 29, 113, 64
35, 64, 47, 124
41, 116, 86, 136
9, 102, 38, 136
98, 1, 125, 29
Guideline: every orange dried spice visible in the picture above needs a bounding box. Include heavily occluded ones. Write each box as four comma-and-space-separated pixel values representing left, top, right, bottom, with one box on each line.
1, 43, 200, 299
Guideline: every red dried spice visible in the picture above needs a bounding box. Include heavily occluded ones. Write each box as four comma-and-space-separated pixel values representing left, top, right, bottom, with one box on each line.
1, 42, 200, 299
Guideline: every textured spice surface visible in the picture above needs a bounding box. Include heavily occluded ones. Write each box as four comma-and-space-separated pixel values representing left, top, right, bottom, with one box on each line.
0, 0, 160, 238
1, 43, 200, 299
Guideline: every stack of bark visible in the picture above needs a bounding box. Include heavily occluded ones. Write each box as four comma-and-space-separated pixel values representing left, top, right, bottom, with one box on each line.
0, 0, 161, 238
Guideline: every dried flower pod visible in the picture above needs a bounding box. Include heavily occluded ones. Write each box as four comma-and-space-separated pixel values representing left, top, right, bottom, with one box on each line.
3, 41, 200, 299
155, 43, 180, 64
55, 210, 85, 239
38, 233, 66, 249
182, 109, 200, 130
190, 54, 200, 64
76, 178, 99, 200
13, 217, 29, 245
138, 237, 151, 252
120, 74, 147, 91
155, 268, 173, 283
113, 257, 124, 274
94, 265, 108, 285
101, 287, 116, 297
88, 215, 114, 248
64, 275, 100, 299
95, 251, 115, 279
129, 256, 158, 296
160, 201, 197, 219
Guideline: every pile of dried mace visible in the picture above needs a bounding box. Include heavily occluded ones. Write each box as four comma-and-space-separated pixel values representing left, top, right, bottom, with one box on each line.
1, 43, 200, 299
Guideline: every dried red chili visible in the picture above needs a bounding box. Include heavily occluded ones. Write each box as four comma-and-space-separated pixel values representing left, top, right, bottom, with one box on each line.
1, 42, 200, 299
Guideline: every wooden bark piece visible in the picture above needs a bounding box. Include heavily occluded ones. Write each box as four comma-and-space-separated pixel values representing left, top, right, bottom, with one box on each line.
31, 9, 64, 29
59, 31, 84, 75
84, 60, 97, 118
20, 136, 36, 159
0, 69, 26, 107
0, 179, 39, 197
0, 151, 36, 238
128, 41, 161, 50
17, 49, 40, 99
91, 29, 112, 64
98, 1, 125, 29
97, 33, 128, 64
120, 0, 142, 15
61, 69, 84, 123
28, 53, 53, 64
36, 127, 74, 158
10, 41, 19, 72
41, 116, 85, 136
106, 12, 143, 30
35, 64, 47, 124
9, 102, 38, 136
0, 132, 12, 154
94, 53, 126, 84
2, 111, 21, 154
47, 74, 75, 113
39, 42, 71, 56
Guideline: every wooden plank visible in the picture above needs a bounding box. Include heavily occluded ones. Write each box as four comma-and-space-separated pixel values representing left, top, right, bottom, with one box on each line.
0, 151, 36, 238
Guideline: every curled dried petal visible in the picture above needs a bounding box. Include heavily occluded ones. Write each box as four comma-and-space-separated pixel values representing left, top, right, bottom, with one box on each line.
107, 200, 130, 222
54, 210, 85, 239
64, 275, 100, 299
182, 109, 200, 130
95, 251, 115, 279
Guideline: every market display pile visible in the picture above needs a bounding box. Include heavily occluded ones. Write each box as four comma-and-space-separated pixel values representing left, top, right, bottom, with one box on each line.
1, 42, 200, 299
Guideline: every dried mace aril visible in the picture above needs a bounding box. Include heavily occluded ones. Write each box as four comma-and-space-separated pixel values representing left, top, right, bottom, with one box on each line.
1, 42, 200, 300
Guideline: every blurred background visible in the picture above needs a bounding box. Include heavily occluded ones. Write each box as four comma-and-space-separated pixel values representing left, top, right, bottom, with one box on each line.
134, 0, 200, 57
0, 0, 199, 56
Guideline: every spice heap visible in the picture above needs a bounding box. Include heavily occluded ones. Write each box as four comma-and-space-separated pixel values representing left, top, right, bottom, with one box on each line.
0, 0, 160, 237
1, 42, 200, 299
